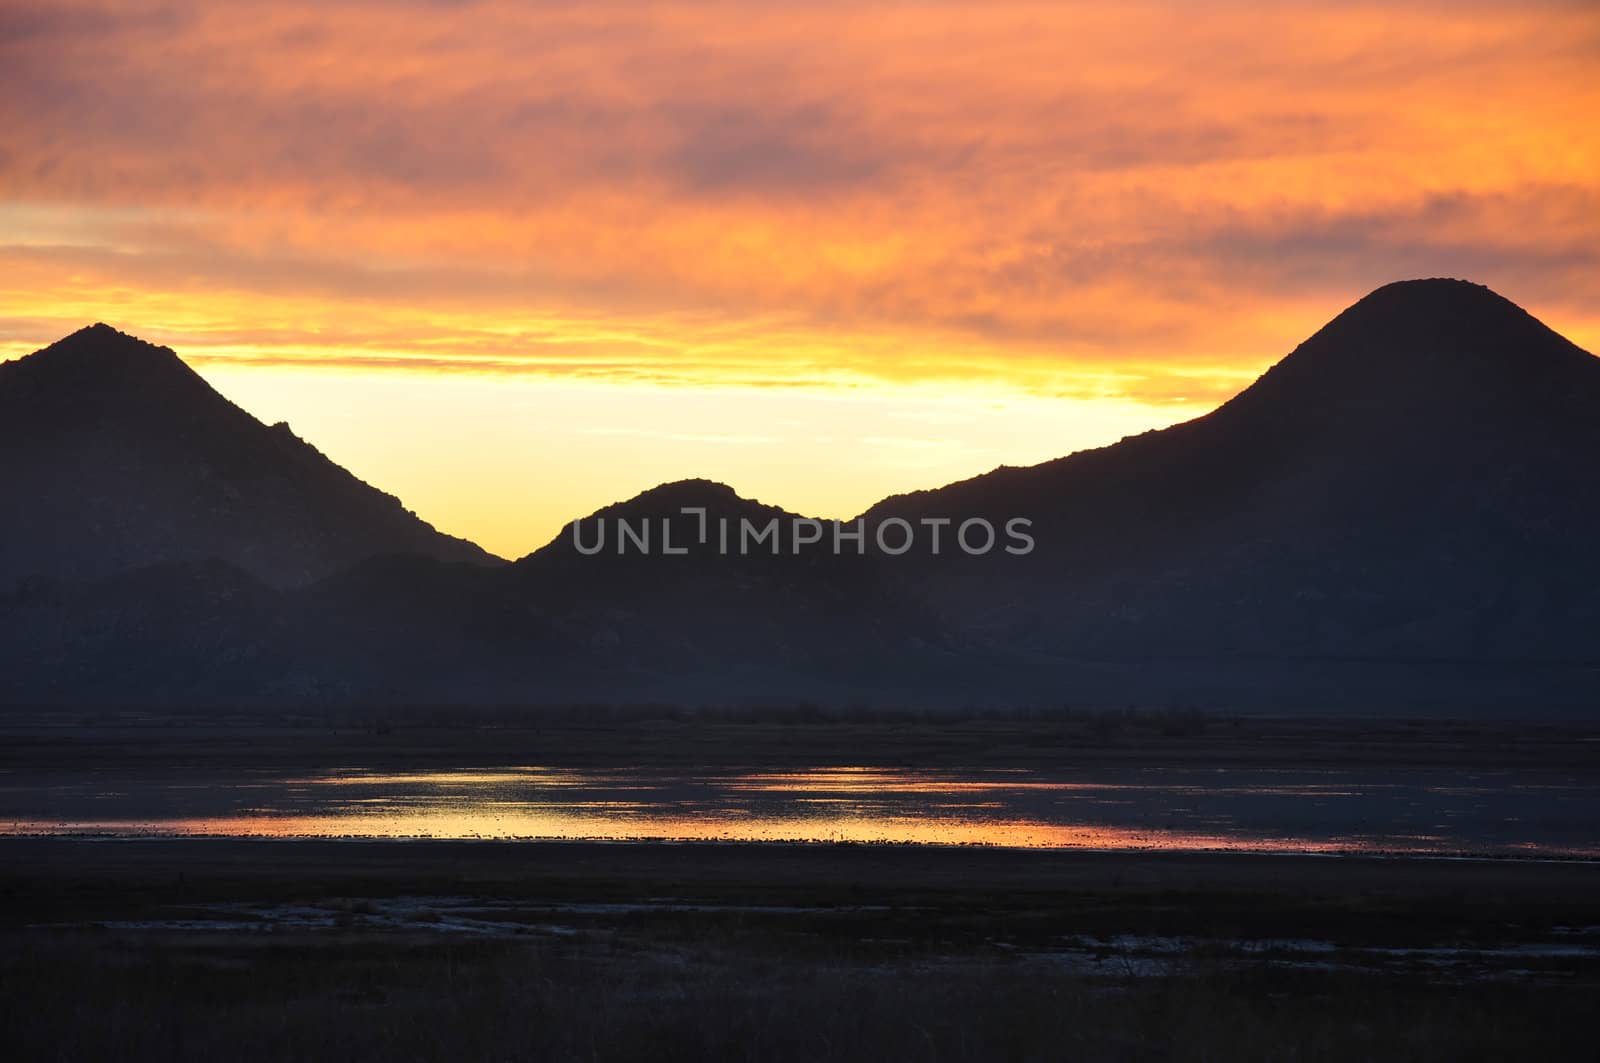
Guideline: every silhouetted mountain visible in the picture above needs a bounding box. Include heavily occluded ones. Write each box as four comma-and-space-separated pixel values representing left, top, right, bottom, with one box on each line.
0, 324, 500, 587
504, 479, 968, 700
3, 282, 1598, 714
0, 482, 973, 707
864, 279, 1600, 676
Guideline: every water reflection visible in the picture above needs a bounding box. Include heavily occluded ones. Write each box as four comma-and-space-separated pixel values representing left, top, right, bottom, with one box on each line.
3, 766, 1597, 856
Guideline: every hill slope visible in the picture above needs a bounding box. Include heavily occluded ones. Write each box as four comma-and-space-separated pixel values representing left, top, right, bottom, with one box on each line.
3, 282, 1597, 714
0, 324, 500, 587
865, 279, 1600, 672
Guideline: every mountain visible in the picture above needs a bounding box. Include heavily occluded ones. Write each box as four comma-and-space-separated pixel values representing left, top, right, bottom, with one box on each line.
505, 479, 969, 701
862, 279, 1600, 692
0, 324, 501, 587
0, 480, 974, 707
2, 281, 1598, 713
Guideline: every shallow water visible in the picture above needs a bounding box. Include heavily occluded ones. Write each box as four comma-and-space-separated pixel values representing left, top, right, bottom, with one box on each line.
3, 765, 1596, 855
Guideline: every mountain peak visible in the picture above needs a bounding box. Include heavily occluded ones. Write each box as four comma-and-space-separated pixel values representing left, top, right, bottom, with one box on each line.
1, 322, 200, 401
520, 478, 805, 562
0, 324, 501, 586
1359, 276, 1497, 300
576, 478, 795, 524
631, 478, 743, 506
1221, 279, 1597, 424
34, 321, 183, 363
1336, 277, 1536, 334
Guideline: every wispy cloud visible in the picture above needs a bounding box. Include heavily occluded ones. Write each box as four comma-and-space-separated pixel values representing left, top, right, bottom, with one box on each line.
3, 0, 1597, 399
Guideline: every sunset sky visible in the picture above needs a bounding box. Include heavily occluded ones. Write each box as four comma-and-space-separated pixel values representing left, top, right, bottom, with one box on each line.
3, 0, 1597, 557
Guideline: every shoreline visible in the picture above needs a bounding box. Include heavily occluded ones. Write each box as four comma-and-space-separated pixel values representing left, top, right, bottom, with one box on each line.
5, 829, 1599, 863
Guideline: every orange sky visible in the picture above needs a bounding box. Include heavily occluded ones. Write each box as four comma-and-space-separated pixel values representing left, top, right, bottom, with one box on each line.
3, 1, 1597, 557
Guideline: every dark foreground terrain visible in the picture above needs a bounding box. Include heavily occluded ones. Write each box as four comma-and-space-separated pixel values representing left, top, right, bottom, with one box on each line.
3, 712, 1598, 1060
2, 840, 1598, 1061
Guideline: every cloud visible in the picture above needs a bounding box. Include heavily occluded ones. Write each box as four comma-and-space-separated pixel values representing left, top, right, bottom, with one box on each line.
2, 0, 1598, 402
665, 102, 889, 196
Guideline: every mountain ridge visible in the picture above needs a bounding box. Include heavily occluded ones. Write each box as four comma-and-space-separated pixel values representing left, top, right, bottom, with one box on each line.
0, 323, 503, 588
3, 279, 1598, 713
860, 278, 1600, 671
865, 279, 1600, 517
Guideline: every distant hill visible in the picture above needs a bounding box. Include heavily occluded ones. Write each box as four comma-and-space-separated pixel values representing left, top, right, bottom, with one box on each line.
505, 479, 965, 702
2, 282, 1598, 714
0, 324, 501, 587
863, 279, 1600, 670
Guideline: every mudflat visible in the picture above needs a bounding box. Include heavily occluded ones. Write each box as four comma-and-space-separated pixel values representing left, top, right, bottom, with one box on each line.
4, 712, 1597, 1060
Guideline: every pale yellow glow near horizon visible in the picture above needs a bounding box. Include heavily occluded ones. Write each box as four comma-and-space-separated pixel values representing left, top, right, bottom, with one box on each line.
192, 362, 1205, 559
3, 0, 1597, 552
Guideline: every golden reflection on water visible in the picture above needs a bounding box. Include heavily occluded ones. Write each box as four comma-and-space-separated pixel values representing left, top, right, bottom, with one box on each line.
2, 812, 1371, 852
731, 768, 1365, 798
728, 769, 1130, 794
2, 766, 1591, 856
282, 769, 635, 788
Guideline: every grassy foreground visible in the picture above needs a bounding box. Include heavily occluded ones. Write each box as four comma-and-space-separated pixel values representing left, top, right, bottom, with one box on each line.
4, 931, 1592, 1062
2, 838, 1597, 1061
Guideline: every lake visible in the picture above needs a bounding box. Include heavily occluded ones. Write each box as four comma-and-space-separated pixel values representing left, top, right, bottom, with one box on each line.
4, 764, 1595, 856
